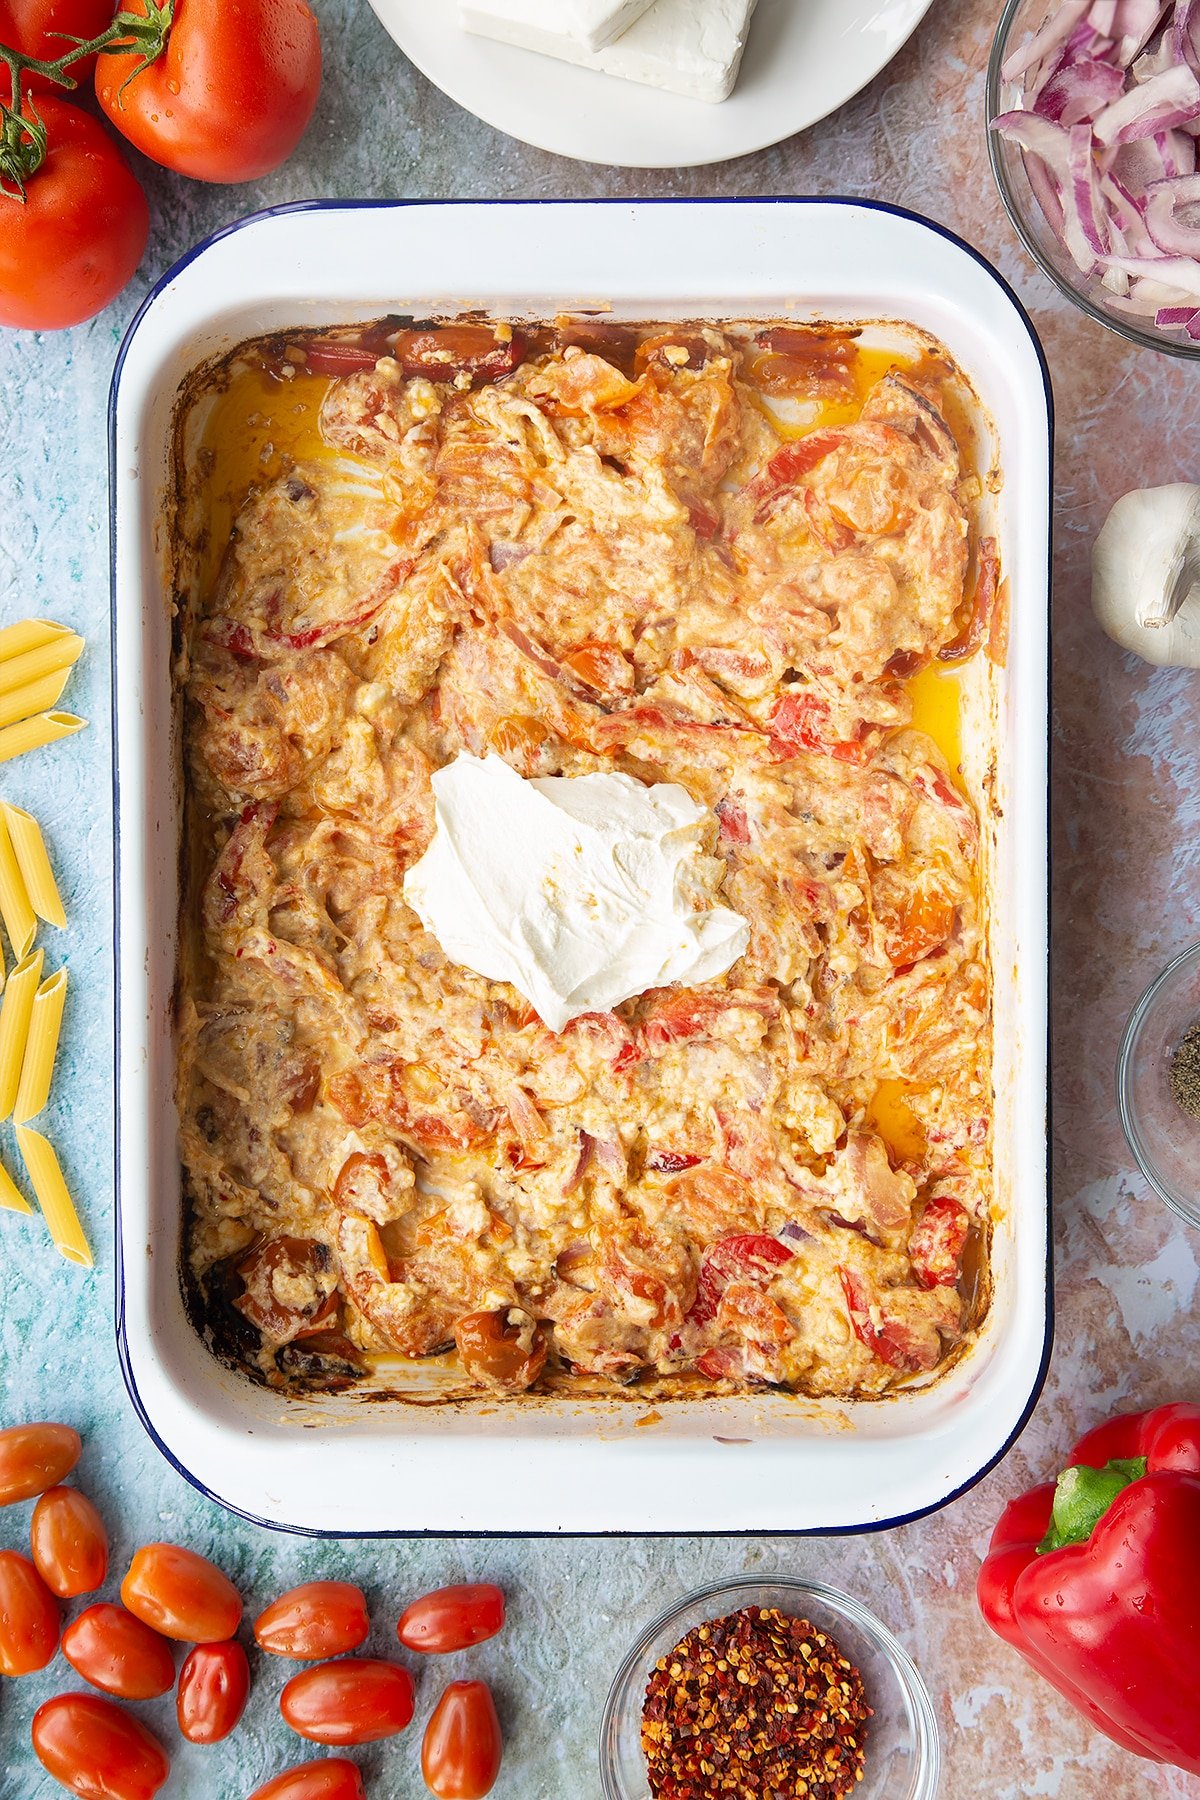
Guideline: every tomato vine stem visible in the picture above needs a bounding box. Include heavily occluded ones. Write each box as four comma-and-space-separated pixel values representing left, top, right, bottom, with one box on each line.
0, 0, 173, 198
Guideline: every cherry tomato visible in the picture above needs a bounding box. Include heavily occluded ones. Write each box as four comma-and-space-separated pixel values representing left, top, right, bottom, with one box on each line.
280, 1658, 415, 1745
0, 1548, 59, 1674
177, 1639, 251, 1744
62, 1603, 176, 1700
247, 1760, 366, 1800
0, 0, 117, 92
453, 1311, 547, 1394
32, 1693, 169, 1800
398, 1584, 505, 1656
0, 1421, 81, 1504
121, 1543, 243, 1643
31, 1486, 109, 1597
0, 96, 148, 330
96, 0, 321, 184
255, 1581, 369, 1660
421, 1681, 503, 1800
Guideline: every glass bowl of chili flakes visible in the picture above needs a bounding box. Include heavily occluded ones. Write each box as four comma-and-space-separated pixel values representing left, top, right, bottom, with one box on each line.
599, 1575, 940, 1800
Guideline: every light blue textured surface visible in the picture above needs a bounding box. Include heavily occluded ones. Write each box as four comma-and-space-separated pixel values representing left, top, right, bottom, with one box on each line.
3, 1, 1199, 1796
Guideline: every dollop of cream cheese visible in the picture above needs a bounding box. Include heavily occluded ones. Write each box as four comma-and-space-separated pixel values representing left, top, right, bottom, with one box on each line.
403, 752, 749, 1032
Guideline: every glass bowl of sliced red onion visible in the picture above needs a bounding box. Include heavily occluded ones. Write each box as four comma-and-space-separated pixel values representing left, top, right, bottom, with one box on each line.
988, 0, 1200, 353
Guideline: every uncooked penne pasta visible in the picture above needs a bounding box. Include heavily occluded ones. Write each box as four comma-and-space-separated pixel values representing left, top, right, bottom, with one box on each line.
16, 1125, 92, 1267
0, 669, 70, 733
0, 1157, 32, 1216
1, 803, 66, 929
0, 620, 74, 663
0, 948, 43, 1119
0, 811, 36, 961
0, 633, 84, 698
0, 712, 86, 766
14, 968, 66, 1125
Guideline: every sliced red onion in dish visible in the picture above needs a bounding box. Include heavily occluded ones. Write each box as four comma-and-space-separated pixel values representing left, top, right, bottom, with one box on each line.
993, 0, 1200, 334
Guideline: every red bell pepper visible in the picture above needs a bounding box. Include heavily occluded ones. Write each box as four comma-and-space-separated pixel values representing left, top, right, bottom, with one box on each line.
977, 1403, 1200, 1773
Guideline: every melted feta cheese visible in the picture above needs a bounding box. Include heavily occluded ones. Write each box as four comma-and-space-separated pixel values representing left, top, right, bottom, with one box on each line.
403, 752, 749, 1032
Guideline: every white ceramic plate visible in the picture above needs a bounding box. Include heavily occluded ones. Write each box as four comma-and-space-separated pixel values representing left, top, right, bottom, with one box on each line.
112, 198, 1051, 1537
365, 0, 938, 169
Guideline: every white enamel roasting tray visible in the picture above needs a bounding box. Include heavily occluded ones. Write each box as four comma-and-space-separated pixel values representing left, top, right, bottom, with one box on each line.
111, 199, 1052, 1536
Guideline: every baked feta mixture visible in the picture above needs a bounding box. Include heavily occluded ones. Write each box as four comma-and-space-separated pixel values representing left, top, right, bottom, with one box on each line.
176, 318, 997, 1400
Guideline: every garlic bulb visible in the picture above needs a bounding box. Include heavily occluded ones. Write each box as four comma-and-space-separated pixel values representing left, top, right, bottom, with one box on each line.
1092, 484, 1200, 666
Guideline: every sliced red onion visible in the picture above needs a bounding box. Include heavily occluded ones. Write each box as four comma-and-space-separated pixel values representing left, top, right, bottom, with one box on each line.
1069, 119, 1113, 256
1002, 0, 1094, 85
1034, 56, 1127, 120
1103, 249, 1200, 291
1108, 0, 1171, 64
1092, 60, 1200, 142
1155, 125, 1197, 171
1186, 307, 1200, 332
1090, 0, 1118, 31
1154, 301, 1200, 318
1173, 0, 1200, 71
779, 1220, 815, 1246
1144, 170, 1200, 248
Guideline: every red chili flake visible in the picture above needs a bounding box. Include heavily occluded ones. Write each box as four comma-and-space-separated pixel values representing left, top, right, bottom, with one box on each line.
641, 1606, 871, 1799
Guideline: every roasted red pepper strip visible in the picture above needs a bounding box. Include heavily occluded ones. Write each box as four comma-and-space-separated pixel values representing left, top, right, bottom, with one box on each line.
977, 1403, 1200, 1773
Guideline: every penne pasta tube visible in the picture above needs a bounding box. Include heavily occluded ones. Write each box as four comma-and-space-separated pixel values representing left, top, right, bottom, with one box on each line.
0, 668, 70, 733
0, 620, 75, 663
0, 633, 84, 698
14, 968, 67, 1125
16, 1125, 92, 1267
0, 712, 86, 766
0, 811, 36, 961
1, 803, 66, 929
0, 948, 43, 1119
0, 1157, 32, 1216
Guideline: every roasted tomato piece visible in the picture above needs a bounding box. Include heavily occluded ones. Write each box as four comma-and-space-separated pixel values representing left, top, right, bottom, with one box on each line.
397, 1583, 505, 1655
331, 1153, 391, 1218
121, 1543, 243, 1644
559, 641, 635, 696
837, 1266, 945, 1372
454, 1310, 548, 1394
769, 693, 873, 765
421, 1680, 503, 1800
714, 798, 751, 845
248, 1759, 366, 1800
32, 1694, 170, 1800
0, 1421, 81, 1505
0, 1550, 59, 1674
909, 1196, 971, 1289
393, 325, 524, 383
645, 1149, 702, 1174
280, 1658, 415, 1745
255, 1581, 370, 1660
751, 327, 860, 398
634, 329, 713, 372
940, 536, 999, 663
689, 1234, 795, 1327
234, 1235, 338, 1344
883, 887, 958, 968
31, 1485, 109, 1597
177, 1639, 252, 1744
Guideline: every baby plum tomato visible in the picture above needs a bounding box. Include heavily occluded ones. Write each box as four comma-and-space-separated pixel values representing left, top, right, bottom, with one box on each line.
422, 1681, 504, 1800
121, 1543, 243, 1643
0, 1549, 59, 1674
0, 0, 118, 92
0, 97, 149, 331
96, 0, 322, 184
177, 1639, 251, 1744
31, 1486, 109, 1597
0, 1421, 81, 1504
397, 1584, 506, 1655
247, 1760, 366, 1800
280, 1658, 415, 1745
32, 1693, 169, 1800
254, 1580, 369, 1659
62, 1603, 176, 1700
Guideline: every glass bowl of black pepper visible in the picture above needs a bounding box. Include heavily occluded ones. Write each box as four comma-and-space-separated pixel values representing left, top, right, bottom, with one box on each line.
1118, 941, 1200, 1228
599, 1576, 940, 1800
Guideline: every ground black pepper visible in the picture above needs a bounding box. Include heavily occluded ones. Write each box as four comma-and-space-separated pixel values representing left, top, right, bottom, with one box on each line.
641, 1605, 871, 1799
1170, 1023, 1200, 1120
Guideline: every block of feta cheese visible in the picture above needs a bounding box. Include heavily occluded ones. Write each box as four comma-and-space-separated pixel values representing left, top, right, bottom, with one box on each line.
461, 0, 760, 105
459, 0, 658, 57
